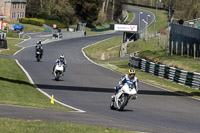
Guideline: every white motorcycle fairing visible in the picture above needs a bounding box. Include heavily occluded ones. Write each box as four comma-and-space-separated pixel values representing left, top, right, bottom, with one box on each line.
54, 62, 64, 80
114, 83, 137, 110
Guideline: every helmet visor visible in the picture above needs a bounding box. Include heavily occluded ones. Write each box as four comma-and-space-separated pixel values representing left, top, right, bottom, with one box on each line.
60, 58, 64, 62
129, 73, 135, 79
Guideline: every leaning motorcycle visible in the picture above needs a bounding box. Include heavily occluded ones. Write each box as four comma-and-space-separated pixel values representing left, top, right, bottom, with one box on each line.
53, 62, 64, 81
35, 49, 43, 62
110, 82, 137, 111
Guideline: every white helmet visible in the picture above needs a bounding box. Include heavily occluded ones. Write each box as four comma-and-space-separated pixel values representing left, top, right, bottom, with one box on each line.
60, 55, 64, 61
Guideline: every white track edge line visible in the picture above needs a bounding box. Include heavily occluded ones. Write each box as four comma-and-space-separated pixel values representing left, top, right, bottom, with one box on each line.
82, 38, 200, 101
15, 59, 85, 112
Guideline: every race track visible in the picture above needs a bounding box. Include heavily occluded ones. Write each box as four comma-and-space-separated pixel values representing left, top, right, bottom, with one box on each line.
11, 7, 200, 133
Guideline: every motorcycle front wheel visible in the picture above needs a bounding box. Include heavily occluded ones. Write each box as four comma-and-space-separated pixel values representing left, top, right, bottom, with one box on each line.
117, 94, 128, 111
55, 72, 60, 81
36, 54, 40, 62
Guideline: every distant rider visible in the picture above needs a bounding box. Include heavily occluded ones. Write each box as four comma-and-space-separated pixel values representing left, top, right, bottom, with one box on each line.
35, 40, 43, 55
52, 55, 67, 74
36, 40, 42, 49
112, 69, 139, 100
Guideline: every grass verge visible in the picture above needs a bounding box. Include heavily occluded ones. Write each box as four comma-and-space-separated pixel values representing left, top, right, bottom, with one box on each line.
84, 36, 122, 61
124, 10, 134, 24
0, 38, 74, 111
0, 57, 74, 111
0, 118, 136, 133
0, 39, 23, 55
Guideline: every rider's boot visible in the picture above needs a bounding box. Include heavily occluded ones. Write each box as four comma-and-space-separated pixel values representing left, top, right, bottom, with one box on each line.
111, 86, 119, 101
132, 94, 137, 100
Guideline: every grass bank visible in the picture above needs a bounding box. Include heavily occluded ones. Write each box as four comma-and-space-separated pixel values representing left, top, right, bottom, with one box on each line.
0, 57, 74, 111
0, 39, 74, 111
124, 10, 134, 24
0, 39, 23, 55
0, 118, 136, 133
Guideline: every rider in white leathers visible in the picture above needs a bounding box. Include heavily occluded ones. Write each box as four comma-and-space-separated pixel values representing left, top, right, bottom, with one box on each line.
52, 55, 67, 74
112, 69, 139, 99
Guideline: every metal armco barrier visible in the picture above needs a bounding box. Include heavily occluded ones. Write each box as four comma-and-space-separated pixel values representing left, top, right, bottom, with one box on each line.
0, 39, 7, 49
0, 33, 6, 39
129, 56, 200, 90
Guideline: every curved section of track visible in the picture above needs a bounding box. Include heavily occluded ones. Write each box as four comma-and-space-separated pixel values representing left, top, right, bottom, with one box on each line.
14, 7, 200, 133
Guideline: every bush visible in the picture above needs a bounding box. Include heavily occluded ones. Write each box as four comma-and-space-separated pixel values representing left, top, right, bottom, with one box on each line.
19, 18, 29, 24
20, 18, 68, 28
44, 19, 68, 28
19, 18, 45, 26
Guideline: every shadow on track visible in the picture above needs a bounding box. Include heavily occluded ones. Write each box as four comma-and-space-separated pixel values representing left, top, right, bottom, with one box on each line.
138, 90, 182, 96
35, 84, 189, 96
36, 84, 115, 93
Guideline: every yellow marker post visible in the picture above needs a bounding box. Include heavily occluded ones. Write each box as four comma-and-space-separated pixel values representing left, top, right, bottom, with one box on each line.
50, 95, 54, 104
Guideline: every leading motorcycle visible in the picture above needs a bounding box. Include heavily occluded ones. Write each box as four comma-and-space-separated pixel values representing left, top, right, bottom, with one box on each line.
53, 62, 64, 81
110, 82, 137, 111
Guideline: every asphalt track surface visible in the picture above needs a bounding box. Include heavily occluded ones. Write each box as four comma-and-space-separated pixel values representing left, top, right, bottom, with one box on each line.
1, 7, 200, 133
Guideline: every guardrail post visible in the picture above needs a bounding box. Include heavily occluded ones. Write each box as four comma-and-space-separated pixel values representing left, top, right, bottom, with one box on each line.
181, 42, 183, 56
171, 41, 173, 56
187, 43, 189, 57
176, 41, 178, 55
194, 43, 196, 59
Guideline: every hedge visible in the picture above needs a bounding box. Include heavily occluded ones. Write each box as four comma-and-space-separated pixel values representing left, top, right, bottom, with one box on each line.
20, 18, 45, 26
19, 18, 68, 28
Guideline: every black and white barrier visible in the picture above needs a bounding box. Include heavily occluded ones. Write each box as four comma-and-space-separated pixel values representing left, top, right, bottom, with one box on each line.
129, 56, 200, 90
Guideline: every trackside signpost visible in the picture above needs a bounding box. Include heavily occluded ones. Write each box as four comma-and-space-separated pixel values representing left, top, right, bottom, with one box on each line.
114, 24, 137, 32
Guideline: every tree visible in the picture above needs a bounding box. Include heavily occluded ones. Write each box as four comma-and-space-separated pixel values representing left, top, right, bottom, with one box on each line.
26, 0, 75, 25
26, 0, 40, 17
70, 0, 102, 27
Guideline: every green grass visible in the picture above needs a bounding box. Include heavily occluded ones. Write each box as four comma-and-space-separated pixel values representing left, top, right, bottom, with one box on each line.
0, 118, 135, 133
124, 10, 134, 24
83, 37, 122, 61
1, 30, 19, 38
95, 21, 115, 29
0, 38, 73, 111
86, 30, 114, 36
23, 24, 45, 32
4, 21, 45, 32
0, 39, 23, 55
0, 57, 74, 111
